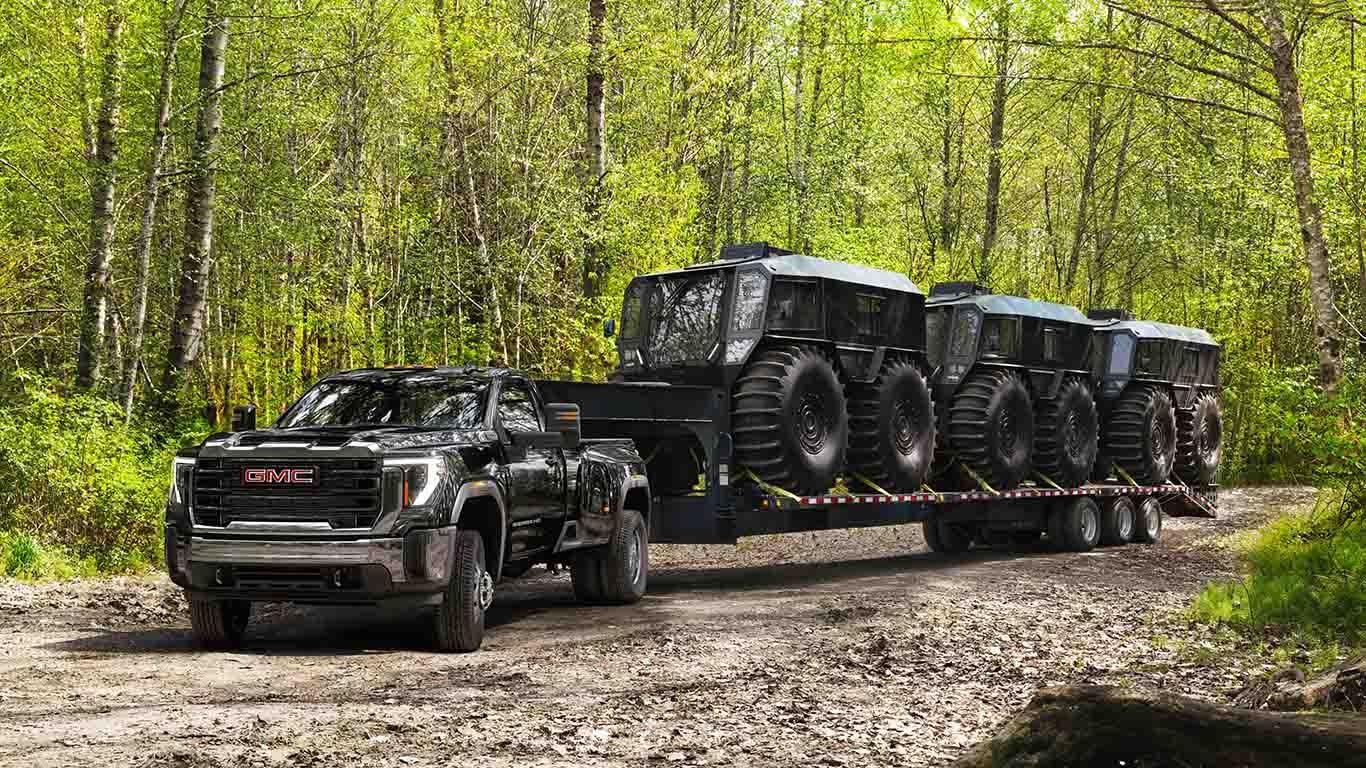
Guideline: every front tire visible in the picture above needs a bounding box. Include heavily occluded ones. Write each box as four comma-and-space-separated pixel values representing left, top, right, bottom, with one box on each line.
435, 529, 491, 653
846, 360, 935, 492
189, 597, 250, 650
948, 370, 1034, 490
1033, 378, 1099, 488
1175, 392, 1223, 485
732, 345, 848, 494
1104, 386, 1176, 485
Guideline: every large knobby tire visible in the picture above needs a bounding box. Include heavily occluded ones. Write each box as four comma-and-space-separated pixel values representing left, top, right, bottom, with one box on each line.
732, 345, 848, 495
188, 597, 250, 650
923, 518, 973, 554
948, 370, 1034, 491
1055, 497, 1101, 552
846, 359, 935, 492
1104, 386, 1176, 485
1132, 497, 1163, 544
1176, 392, 1223, 486
435, 529, 491, 653
1099, 496, 1136, 546
1033, 378, 1099, 488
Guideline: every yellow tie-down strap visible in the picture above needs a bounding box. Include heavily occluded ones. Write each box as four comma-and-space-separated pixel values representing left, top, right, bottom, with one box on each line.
738, 467, 803, 503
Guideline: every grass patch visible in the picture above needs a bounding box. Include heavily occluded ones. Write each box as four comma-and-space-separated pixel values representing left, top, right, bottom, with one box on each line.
0, 531, 99, 580
1194, 489, 1366, 656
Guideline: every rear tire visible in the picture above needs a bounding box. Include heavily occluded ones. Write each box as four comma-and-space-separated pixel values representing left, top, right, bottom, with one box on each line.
1133, 497, 1163, 544
1175, 393, 1223, 485
923, 518, 973, 554
846, 360, 935, 492
600, 510, 649, 604
1104, 386, 1176, 485
188, 597, 250, 650
435, 529, 490, 652
1033, 378, 1099, 488
1056, 497, 1101, 552
948, 370, 1034, 490
732, 345, 848, 495
1099, 496, 1136, 546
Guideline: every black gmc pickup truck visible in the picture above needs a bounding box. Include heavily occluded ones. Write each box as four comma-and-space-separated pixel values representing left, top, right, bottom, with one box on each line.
164, 366, 650, 652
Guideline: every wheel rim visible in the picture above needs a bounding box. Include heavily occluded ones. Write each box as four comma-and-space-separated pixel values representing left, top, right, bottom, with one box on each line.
796, 390, 829, 454
1117, 506, 1134, 540
892, 399, 917, 454
1062, 409, 1083, 458
1151, 412, 1172, 461
476, 565, 494, 611
1145, 505, 1160, 539
626, 525, 643, 584
1081, 506, 1098, 544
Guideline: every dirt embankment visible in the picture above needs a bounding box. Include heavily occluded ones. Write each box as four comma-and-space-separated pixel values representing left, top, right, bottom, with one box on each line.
0, 487, 1313, 767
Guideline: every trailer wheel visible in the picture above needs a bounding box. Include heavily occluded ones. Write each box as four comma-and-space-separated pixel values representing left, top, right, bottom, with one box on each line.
1052, 497, 1101, 552
188, 597, 250, 650
732, 345, 848, 495
923, 518, 973, 554
1175, 393, 1223, 486
846, 360, 935, 491
435, 529, 490, 652
1099, 496, 1136, 546
1104, 385, 1176, 485
1133, 497, 1163, 544
1033, 378, 1099, 488
948, 370, 1034, 490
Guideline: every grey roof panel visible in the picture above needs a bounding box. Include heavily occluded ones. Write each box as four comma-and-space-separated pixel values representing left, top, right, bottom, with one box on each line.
928, 293, 1093, 325
644, 254, 923, 295
1101, 320, 1219, 347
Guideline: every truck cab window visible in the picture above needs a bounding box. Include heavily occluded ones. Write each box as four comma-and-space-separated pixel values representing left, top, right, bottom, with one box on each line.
497, 381, 542, 434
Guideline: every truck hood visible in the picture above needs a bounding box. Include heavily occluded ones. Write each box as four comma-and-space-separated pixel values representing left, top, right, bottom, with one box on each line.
202, 426, 503, 454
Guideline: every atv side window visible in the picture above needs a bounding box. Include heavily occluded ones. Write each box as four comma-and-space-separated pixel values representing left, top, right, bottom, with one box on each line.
980, 317, 1019, 359
1042, 326, 1063, 362
855, 294, 884, 337
767, 279, 820, 331
925, 310, 947, 368
497, 380, 542, 434
1136, 340, 1160, 375
620, 282, 645, 339
1108, 334, 1134, 375
731, 269, 767, 332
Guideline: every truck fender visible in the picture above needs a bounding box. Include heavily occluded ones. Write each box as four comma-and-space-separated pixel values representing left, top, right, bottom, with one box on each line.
449, 479, 508, 581
616, 473, 651, 526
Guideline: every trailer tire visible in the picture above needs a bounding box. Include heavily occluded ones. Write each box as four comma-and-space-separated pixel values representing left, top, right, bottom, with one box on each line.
1099, 496, 1136, 546
1133, 497, 1163, 544
1104, 385, 1176, 485
599, 510, 648, 604
188, 597, 250, 650
1176, 393, 1223, 486
1057, 497, 1101, 552
733, 345, 848, 495
1033, 378, 1099, 488
846, 360, 935, 492
923, 518, 973, 554
948, 370, 1034, 490
435, 529, 490, 653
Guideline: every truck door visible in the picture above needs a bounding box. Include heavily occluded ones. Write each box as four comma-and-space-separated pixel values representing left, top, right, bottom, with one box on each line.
495, 378, 565, 523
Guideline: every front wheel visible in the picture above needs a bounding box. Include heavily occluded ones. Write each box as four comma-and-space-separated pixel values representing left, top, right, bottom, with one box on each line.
435, 529, 492, 652
948, 370, 1034, 490
189, 597, 250, 650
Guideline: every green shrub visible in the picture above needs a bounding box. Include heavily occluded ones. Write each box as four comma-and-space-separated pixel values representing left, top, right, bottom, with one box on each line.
0, 374, 183, 573
1195, 489, 1366, 646
0, 530, 96, 579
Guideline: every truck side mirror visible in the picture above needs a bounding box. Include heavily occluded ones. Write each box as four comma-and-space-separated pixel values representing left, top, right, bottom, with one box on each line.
231, 405, 257, 433
603, 318, 616, 338
545, 403, 581, 449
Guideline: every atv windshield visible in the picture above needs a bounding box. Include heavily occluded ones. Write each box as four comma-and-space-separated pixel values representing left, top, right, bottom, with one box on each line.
644, 270, 728, 366
277, 375, 491, 430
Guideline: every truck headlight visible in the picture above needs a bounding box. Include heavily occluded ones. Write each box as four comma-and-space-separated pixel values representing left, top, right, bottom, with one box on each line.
169, 456, 196, 504
386, 457, 445, 507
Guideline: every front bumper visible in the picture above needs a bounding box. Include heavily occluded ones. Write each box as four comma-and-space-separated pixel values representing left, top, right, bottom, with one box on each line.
167, 526, 457, 604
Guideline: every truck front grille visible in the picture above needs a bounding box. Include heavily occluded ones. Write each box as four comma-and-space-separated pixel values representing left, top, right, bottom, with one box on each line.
192, 458, 383, 529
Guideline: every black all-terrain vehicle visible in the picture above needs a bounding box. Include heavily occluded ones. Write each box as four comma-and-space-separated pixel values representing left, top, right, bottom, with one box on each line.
925, 283, 1100, 490
602, 242, 934, 495
1089, 310, 1223, 485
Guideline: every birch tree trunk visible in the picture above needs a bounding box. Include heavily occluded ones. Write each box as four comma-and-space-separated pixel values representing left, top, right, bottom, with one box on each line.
75, 2, 123, 391
979, 4, 1009, 284
162, 3, 228, 409
582, 0, 608, 298
121, 0, 186, 418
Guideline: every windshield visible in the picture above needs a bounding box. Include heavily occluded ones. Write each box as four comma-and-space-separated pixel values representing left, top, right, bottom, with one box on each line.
277, 375, 490, 429
645, 271, 727, 366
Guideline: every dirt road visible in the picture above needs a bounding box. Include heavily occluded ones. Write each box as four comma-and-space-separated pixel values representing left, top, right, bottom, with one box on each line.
0, 487, 1312, 767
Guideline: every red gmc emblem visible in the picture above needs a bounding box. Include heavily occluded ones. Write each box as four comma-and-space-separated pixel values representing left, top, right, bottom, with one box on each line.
242, 467, 317, 485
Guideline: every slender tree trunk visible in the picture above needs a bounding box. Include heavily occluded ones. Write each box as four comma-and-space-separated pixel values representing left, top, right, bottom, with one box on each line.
1094, 96, 1135, 309
1352, 23, 1365, 338
75, 3, 124, 391
790, 1, 808, 250
121, 0, 186, 418
979, 4, 1009, 285
935, 0, 957, 259
458, 127, 506, 364
162, 3, 228, 409
1261, 3, 1344, 387
1066, 82, 1106, 293
582, 0, 607, 298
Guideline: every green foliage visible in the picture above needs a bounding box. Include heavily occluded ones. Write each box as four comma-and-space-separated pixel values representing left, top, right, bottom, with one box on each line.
1194, 488, 1366, 647
0, 374, 190, 573
0, 531, 97, 580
